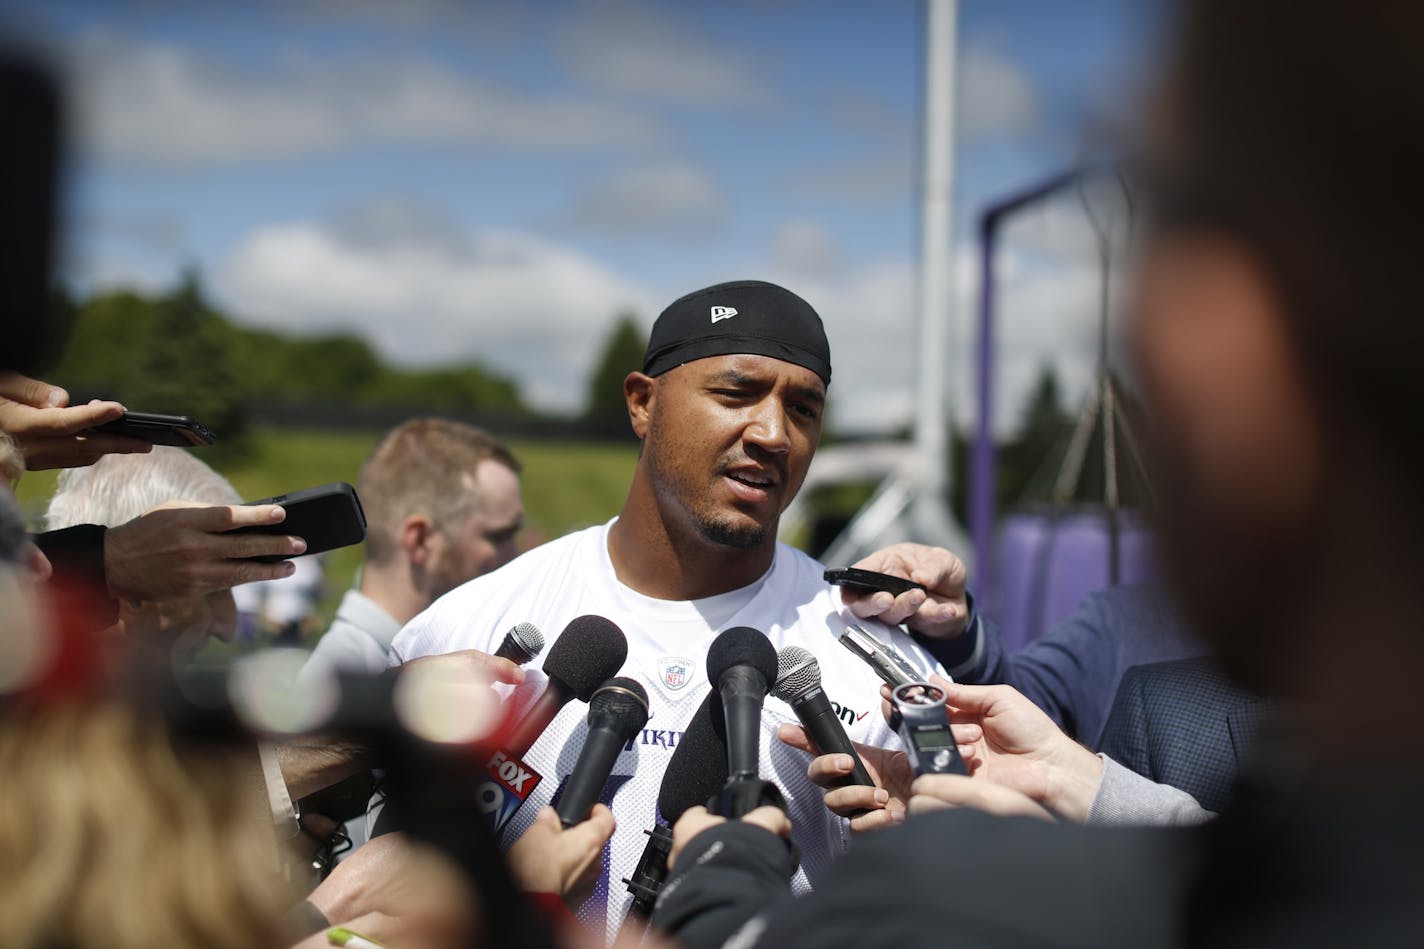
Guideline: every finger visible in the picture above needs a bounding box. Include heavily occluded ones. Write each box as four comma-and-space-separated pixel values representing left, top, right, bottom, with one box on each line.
482, 655, 526, 687
574, 803, 617, 846
776, 722, 814, 753
909, 775, 1053, 821
194, 503, 287, 531
202, 558, 298, 590
939, 682, 1009, 714
740, 805, 791, 838
822, 784, 890, 817
0, 371, 68, 408
874, 588, 929, 626
26, 400, 126, 437
951, 723, 983, 745
214, 532, 307, 560
806, 751, 860, 788
847, 799, 904, 833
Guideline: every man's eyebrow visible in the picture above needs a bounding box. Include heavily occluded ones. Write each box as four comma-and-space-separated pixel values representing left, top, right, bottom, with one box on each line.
791, 385, 826, 406
705, 370, 760, 387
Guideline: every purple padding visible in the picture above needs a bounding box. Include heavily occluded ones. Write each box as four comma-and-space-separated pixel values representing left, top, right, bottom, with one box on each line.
989, 509, 1158, 651
990, 514, 1052, 653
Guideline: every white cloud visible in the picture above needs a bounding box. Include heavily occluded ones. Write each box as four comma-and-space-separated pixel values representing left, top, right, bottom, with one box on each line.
556, 0, 769, 106
957, 47, 1041, 142
761, 220, 1106, 438
561, 162, 723, 237
66, 30, 664, 167
213, 201, 658, 411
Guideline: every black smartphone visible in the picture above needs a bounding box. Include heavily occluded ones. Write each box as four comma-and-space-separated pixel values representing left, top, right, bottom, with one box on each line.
824, 567, 927, 596
89, 411, 217, 447
232, 482, 367, 561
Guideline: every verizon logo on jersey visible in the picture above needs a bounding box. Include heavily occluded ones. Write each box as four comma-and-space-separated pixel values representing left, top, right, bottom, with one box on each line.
477, 748, 544, 833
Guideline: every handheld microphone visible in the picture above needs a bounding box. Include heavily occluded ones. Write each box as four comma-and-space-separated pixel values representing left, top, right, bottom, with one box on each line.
504, 615, 627, 757
622, 690, 729, 921
477, 616, 626, 834
493, 622, 545, 665
706, 626, 778, 780
555, 677, 649, 828
772, 646, 874, 788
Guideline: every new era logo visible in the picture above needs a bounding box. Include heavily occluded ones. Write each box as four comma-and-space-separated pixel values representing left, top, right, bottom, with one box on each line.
710, 306, 738, 323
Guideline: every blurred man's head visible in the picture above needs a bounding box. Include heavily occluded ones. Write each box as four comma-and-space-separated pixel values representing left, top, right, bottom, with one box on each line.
1133, 0, 1424, 693
359, 419, 523, 608
45, 446, 243, 641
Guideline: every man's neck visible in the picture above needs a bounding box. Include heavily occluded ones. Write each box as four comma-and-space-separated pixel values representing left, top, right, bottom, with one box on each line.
609, 476, 776, 601
357, 563, 427, 628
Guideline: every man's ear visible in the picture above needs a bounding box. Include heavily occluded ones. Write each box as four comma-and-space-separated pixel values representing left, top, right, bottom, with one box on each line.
400, 514, 436, 566
625, 371, 655, 440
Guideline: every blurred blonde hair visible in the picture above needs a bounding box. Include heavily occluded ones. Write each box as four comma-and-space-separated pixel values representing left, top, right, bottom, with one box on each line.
0, 431, 23, 488
45, 446, 241, 530
0, 697, 298, 949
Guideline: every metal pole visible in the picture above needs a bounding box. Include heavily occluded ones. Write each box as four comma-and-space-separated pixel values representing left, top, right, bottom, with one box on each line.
911, 0, 964, 552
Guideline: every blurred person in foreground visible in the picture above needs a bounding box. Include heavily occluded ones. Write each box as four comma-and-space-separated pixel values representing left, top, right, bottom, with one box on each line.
306, 419, 524, 675
651, 1, 1424, 945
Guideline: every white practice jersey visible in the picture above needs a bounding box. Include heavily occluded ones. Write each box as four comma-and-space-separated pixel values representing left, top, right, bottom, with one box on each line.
391, 520, 945, 942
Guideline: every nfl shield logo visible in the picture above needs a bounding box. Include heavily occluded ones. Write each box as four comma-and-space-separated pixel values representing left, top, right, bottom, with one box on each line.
658, 656, 694, 691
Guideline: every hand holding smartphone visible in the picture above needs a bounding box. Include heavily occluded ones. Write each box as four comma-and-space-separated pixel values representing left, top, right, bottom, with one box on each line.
230, 482, 367, 561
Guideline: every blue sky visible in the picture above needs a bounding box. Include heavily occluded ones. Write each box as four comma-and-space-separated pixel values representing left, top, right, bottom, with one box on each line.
2, 0, 1161, 431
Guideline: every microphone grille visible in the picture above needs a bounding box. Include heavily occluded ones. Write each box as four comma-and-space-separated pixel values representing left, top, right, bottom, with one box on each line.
589, 676, 651, 732
509, 621, 545, 657
543, 615, 629, 701
705, 626, 778, 691
771, 645, 821, 702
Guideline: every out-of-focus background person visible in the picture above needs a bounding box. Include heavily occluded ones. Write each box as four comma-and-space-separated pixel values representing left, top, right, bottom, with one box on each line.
308, 418, 523, 675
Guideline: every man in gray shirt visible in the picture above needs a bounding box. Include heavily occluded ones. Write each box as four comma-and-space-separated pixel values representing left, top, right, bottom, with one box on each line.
306, 418, 525, 675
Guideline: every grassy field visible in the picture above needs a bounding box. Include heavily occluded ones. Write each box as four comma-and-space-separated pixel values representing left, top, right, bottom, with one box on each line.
17, 427, 639, 630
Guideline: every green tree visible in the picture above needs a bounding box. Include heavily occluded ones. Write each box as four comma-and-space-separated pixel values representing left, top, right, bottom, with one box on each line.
582, 312, 645, 424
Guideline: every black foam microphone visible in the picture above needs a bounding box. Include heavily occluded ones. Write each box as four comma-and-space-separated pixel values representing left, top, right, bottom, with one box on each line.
494, 622, 545, 665
706, 626, 778, 781
772, 646, 874, 787
504, 615, 627, 757
622, 690, 730, 921
555, 677, 650, 828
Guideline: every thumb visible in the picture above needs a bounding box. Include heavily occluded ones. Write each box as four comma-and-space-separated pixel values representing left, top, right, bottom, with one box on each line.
1, 372, 67, 408
939, 682, 1004, 714
564, 803, 616, 848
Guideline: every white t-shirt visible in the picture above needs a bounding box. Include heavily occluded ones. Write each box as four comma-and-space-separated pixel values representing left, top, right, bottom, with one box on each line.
391, 520, 945, 941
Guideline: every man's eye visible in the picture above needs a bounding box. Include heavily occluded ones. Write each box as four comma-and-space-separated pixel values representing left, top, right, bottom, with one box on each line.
794, 403, 820, 421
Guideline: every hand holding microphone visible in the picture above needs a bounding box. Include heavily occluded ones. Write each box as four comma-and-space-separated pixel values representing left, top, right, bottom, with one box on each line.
771, 646, 874, 787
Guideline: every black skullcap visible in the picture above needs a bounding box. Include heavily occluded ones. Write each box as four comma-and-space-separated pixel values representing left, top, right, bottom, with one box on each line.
642, 280, 831, 386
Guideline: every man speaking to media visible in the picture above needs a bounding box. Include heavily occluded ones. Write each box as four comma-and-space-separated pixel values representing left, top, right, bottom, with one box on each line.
391, 280, 962, 939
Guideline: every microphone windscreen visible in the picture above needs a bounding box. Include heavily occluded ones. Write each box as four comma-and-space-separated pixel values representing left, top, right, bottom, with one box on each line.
658, 690, 729, 823
508, 622, 545, 657
771, 645, 821, 703
589, 676, 650, 732
705, 626, 778, 690
543, 615, 628, 700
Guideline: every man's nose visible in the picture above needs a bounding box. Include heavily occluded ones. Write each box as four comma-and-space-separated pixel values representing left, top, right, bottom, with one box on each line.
744, 399, 790, 454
